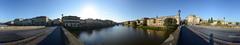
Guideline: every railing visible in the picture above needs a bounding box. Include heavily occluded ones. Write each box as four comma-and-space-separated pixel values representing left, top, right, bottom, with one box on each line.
161, 26, 181, 45
187, 25, 240, 45
61, 27, 84, 45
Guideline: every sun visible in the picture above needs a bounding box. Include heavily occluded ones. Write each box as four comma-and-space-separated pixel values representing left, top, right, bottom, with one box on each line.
77, 4, 100, 19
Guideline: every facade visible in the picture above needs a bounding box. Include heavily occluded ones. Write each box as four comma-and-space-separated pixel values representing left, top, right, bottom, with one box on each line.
9, 16, 49, 26
129, 21, 136, 26
135, 18, 148, 26
52, 18, 62, 25
140, 18, 149, 26
32, 16, 49, 26
147, 18, 156, 26
124, 21, 130, 25
21, 19, 32, 26
62, 16, 81, 27
147, 10, 181, 27
186, 15, 201, 25
13, 18, 24, 25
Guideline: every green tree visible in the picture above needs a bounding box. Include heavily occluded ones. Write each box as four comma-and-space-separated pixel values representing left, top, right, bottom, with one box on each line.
164, 18, 178, 33
228, 22, 232, 24
164, 18, 177, 26
236, 22, 239, 25
217, 21, 222, 26
208, 17, 214, 23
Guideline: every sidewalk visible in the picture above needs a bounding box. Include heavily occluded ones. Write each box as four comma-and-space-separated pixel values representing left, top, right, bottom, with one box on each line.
177, 26, 209, 45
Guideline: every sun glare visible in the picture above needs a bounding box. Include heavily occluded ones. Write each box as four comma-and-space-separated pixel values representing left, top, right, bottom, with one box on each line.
77, 4, 101, 19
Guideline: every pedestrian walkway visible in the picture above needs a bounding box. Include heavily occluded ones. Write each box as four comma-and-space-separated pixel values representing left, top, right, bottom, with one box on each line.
38, 26, 66, 45
177, 26, 209, 45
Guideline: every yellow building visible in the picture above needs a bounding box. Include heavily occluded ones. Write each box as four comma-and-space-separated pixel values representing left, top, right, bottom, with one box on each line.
147, 10, 181, 27
186, 15, 201, 25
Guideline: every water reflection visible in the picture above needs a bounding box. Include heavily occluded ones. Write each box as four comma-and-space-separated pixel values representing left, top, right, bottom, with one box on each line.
78, 25, 171, 45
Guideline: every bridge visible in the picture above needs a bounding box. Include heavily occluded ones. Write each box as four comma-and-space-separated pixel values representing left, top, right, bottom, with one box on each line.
0, 26, 83, 45
177, 25, 240, 45
1, 25, 240, 45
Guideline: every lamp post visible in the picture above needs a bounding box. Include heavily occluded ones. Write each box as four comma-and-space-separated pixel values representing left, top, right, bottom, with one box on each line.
223, 17, 226, 26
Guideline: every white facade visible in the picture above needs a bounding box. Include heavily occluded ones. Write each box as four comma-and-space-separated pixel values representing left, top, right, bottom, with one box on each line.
186, 15, 201, 25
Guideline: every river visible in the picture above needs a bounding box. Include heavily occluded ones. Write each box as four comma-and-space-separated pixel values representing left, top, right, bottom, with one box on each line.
78, 25, 172, 45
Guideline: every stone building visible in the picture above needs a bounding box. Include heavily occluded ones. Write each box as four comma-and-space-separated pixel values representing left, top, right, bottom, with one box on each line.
21, 19, 32, 26
186, 15, 201, 25
52, 18, 62, 26
62, 16, 81, 27
32, 16, 49, 26
136, 18, 149, 26
147, 10, 181, 27
13, 18, 24, 25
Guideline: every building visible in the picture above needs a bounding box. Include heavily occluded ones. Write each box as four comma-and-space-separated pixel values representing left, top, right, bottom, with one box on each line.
124, 21, 130, 25
211, 20, 225, 25
186, 15, 201, 25
31, 16, 49, 26
135, 18, 148, 26
52, 18, 62, 26
13, 18, 24, 25
129, 21, 137, 26
147, 18, 156, 26
21, 19, 32, 26
139, 18, 149, 26
62, 16, 81, 27
147, 10, 181, 27
6, 16, 49, 26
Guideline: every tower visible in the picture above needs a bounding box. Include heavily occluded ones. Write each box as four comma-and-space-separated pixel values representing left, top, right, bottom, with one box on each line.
176, 10, 181, 25
61, 14, 64, 18
177, 10, 181, 17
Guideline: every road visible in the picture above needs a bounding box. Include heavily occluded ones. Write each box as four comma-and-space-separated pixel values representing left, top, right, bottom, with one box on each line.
0, 27, 48, 43
38, 26, 66, 45
177, 26, 209, 45
188, 25, 240, 43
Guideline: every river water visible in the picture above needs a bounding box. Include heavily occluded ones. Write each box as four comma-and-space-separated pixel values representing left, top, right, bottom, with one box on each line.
78, 25, 171, 45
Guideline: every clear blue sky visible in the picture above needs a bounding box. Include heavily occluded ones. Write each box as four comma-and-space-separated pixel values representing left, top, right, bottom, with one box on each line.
0, 0, 240, 23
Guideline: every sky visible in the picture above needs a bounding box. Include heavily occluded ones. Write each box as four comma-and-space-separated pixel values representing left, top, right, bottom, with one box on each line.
0, 0, 240, 23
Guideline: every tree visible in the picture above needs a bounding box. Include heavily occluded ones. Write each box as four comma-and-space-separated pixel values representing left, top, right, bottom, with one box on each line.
236, 22, 240, 25
216, 21, 222, 26
208, 18, 211, 23
164, 18, 177, 26
208, 17, 214, 23
228, 22, 232, 24
164, 18, 178, 33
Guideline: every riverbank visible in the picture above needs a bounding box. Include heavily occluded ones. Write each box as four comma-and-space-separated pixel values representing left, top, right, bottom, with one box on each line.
137, 26, 165, 30
137, 26, 177, 31
124, 25, 179, 45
